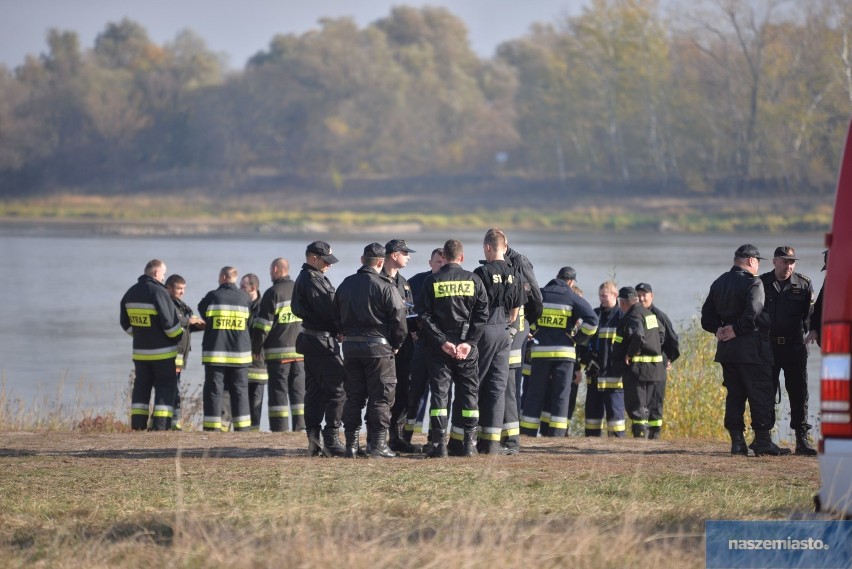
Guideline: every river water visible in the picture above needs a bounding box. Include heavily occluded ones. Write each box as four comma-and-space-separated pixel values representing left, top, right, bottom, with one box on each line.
0, 228, 827, 435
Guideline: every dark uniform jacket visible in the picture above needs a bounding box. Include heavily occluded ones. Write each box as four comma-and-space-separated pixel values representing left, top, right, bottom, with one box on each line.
474, 260, 525, 326
120, 274, 183, 361
251, 276, 303, 361
759, 270, 814, 344
530, 279, 599, 361
578, 304, 623, 389
292, 264, 338, 335
649, 304, 680, 364
172, 297, 203, 369
334, 265, 408, 358
506, 247, 543, 325
246, 295, 268, 381
701, 266, 772, 365
198, 283, 252, 367
613, 303, 665, 381
415, 262, 489, 354
382, 267, 419, 337
812, 285, 824, 346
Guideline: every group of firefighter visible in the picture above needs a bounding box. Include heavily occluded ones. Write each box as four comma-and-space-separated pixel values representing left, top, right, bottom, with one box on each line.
120, 232, 817, 458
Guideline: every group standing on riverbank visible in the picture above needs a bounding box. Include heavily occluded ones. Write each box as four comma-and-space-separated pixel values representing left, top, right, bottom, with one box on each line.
120, 235, 818, 457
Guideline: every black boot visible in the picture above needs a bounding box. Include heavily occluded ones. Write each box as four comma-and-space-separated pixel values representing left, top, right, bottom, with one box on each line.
729, 430, 748, 456
368, 428, 398, 458
749, 430, 792, 456
322, 427, 347, 457
462, 427, 479, 457
306, 427, 323, 457
632, 423, 647, 438
647, 426, 661, 440
390, 423, 421, 453
344, 430, 364, 459
795, 426, 818, 456
426, 429, 448, 458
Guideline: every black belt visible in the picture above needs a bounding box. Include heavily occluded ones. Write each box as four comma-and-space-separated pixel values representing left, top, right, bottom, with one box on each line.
770, 336, 802, 345
343, 335, 388, 345
300, 329, 331, 338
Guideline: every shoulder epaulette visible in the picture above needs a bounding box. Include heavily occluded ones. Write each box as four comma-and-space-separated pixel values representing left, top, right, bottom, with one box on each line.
795, 272, 811, 283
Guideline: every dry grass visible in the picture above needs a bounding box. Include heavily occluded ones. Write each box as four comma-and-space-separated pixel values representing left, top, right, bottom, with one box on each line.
0, 431, 820, 568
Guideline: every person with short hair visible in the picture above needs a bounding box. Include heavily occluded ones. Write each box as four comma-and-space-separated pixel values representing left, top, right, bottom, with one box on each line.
292, 241, 347, 456
334, 243, 409, 458
165, 274, 205, 430
198, 266, 253, 432
417, 239, 489, 457
120, 259, 185, 430
251, 258, 306, 432
578, 280, 626, 437
701, 244, 790, 456
240, 273, 267, 430
759, 245, 816, 455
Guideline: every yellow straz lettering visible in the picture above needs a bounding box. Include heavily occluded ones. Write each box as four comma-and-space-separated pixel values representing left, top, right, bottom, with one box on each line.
433, 281, 474, 298
537, 315, 567, 328
129, 314, 151, 327
214, 317, 246, 330
277, 307, 300, 324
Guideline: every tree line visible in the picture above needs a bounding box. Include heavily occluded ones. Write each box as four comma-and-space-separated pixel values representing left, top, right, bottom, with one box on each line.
1, 0, 851, 198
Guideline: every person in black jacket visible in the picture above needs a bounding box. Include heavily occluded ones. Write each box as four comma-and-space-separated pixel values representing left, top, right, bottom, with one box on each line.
334, 243, 409, 458
759, 245, 816, 455
165, 274, 205, 430
474, 228, 525, 454
634, 282, 680, 439
240, 273, 267, 431
613, 287, 664, 438
701, 244, 791, 456
120, 259, 185, 431
197, 266, 253, 431
292, 241, 347, 457
806, 249, 827, 347
416, 239, 489, 457
251, 258, 306, 432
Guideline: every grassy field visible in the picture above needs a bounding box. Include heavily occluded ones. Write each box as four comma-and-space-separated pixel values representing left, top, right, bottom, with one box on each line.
0, 431, 820, 569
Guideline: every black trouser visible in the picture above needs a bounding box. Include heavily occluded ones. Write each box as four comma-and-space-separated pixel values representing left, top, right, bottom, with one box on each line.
428, 348, 480, 443
131, 359, 177, 431
584, 383, 626, 437
203, 365, 251, 431
172, 370, 182, 426
298, 334, 346, 431
477, 323, 511, 445
267, 360, 306, 431
721, 361, 776, 432
503, 364, 521, 449
390, 334, 414, 430
247, 380, 266, 429
405, 339, 430, 434
342, 355, 397, 432
771, 343, 810, 430
624, 371, 665, 435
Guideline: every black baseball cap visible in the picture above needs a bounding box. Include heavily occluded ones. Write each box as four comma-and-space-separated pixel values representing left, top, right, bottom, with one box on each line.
363, 242, 385, 259
773, 246, 798, 261
734, 244, 764, 260
557, 266, 577, 281
635, 282, 653, 293
618, 286, 637, 299
306, 240, 339, 264
385, 239, 415, 254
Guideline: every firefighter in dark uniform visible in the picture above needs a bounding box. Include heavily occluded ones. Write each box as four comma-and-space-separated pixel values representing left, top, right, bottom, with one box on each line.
634, 282, 680, 439
759, 245, 816, 455
381, 238, 420, 453
251, 258, 306, 432
474, 228, 525, 454
416, 239, 489, 458
120, 259, 185, 431
503, 238, 542, 452
578, 281, 626, 437
520, 267, 598, 437
198, 266, 253, 431
334, 243, 409, 458
806, 249, 828, 347
701, 244, 790, 456
165, 274, 205, 430
613, 287, 664, 438
403, 248, 444, 444
240, 273, 267, 430
292, 241, 347, 457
